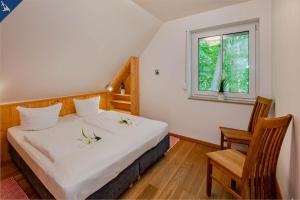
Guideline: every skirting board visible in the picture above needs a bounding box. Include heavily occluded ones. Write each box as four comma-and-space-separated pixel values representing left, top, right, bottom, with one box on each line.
168, 132, 220, 149
168, 132, 282, 199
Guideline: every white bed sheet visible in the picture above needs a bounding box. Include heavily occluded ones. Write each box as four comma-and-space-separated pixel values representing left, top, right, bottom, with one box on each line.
7, 113, 168, 200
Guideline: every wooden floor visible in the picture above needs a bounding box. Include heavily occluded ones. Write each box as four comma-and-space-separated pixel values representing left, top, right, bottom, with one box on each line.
121, 140, 232, 199
1, 139, 232, 199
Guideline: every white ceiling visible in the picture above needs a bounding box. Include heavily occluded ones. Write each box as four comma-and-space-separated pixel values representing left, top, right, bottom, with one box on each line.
133, 0, 251, 21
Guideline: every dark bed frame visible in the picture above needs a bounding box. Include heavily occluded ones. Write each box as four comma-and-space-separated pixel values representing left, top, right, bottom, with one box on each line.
9, 136, 169, 199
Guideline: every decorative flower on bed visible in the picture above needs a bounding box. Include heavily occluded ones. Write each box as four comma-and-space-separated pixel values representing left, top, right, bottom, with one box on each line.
78, 129, 101, 145
118, 117, 134, 126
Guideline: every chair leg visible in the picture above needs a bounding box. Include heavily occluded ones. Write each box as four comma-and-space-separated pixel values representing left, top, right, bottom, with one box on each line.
231, 179, 237, 191
220, 134, 224, 150
207, 159, 213, 197
227, 141, 232, 149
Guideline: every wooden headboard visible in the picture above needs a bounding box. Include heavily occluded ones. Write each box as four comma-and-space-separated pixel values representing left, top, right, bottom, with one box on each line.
0, 92, 108, 162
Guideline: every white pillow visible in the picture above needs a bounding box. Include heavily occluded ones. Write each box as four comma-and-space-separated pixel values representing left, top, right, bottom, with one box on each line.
17, 103, 62, 131
74, 96, 100, 117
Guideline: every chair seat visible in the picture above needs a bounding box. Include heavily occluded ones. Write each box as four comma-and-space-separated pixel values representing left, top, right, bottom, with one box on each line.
220, 127, 252, 141
206, 149, 245, 178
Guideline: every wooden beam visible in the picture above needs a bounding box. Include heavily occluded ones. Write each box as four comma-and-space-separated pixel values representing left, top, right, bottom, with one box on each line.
111, 60, 130, 92
130, 57, 139, 115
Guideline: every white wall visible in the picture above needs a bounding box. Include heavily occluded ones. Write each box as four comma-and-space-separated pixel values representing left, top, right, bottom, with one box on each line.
272, 0, 300, 198
140, 0, 272, 144
0, 0, 161, 103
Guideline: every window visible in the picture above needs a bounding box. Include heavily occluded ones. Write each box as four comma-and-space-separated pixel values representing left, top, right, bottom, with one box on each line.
187, 22, 257, 103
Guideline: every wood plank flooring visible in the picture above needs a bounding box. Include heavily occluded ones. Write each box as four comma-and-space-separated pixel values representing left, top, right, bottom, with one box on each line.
1, 139, 232, 199
121, 140, 232, 199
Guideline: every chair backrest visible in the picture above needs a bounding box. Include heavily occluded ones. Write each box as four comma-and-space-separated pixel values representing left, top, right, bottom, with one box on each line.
248, 96, 273, 133
242, 114, 293, 199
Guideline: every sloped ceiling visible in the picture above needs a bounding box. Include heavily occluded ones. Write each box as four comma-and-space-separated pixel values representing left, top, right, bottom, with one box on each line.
133, 0, 251, 21
0, 0, 161, 102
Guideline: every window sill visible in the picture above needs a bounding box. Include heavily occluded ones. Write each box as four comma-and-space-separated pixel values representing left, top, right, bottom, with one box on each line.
189, 95, 255, 105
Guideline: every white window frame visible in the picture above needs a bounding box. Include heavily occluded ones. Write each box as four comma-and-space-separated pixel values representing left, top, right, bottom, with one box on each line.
186, 22, 258, 104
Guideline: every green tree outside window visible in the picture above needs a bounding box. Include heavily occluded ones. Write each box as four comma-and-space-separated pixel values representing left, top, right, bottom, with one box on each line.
198, 31, 249, 94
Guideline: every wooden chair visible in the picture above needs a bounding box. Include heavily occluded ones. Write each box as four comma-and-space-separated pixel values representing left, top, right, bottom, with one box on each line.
206, 114, 293, 199
220, 96, 273, 149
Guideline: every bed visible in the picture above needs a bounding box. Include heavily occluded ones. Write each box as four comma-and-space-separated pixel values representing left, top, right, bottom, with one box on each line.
7, 111, 169, 200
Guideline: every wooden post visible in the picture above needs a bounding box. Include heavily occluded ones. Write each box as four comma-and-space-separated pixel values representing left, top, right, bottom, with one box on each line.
130, 57, 139, 116
206, 158, 212, 197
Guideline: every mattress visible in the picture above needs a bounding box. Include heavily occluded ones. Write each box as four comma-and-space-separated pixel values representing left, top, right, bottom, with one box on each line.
7, 112, 168, 200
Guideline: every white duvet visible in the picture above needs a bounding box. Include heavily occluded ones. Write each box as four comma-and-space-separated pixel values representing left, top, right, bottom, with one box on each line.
17, 111, 168, 200
24, 119, 109, 162
83, 111, 168, 144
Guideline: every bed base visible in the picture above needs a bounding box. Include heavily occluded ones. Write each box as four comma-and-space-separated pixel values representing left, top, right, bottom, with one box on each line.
9, 136, 169, 199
